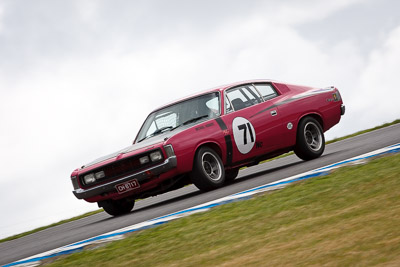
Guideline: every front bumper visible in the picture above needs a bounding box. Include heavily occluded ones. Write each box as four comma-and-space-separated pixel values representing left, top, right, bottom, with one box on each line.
73, 156, 177, 200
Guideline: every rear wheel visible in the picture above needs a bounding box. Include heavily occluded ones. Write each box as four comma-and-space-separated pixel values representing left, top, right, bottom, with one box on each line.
100, 198, 135, 216
294, 117, 325, 160
191, 147, 225, 191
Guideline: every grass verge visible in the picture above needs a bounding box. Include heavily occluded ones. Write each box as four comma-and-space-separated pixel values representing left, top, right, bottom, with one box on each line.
48, 153, 400, 266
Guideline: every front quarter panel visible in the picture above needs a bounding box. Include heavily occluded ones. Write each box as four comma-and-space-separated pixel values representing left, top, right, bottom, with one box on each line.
166, 119, 226, 173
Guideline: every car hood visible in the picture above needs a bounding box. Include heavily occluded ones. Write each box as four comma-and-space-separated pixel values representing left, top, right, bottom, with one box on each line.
80, 128, 183, 170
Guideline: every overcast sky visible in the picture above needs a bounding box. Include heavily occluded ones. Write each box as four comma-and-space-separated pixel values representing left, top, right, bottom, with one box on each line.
1, 0, 400, 239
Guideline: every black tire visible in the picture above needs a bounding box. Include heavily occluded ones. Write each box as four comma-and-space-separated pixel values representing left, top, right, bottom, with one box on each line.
225, 168, 239, 183
294, 117, 325, 161
101, 198, 135, 216
191, 147, 225, 191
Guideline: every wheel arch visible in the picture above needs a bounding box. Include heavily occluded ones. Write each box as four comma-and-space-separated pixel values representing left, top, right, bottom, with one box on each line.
193, 141, 224, 168
297, 112, 324, 132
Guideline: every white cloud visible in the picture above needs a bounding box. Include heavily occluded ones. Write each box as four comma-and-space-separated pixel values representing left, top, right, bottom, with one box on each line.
268, 0, 364, 25
357, 26, 400, 121
0, 4, 3, 32
74, 0, 99, 25
319, 25, 400, 139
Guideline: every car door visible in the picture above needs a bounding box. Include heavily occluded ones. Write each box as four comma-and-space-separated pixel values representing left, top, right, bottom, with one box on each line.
221, 83, 285, 164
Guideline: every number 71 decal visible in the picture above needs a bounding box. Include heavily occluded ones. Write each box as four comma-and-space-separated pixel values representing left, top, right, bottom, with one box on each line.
232, 117, 256, 154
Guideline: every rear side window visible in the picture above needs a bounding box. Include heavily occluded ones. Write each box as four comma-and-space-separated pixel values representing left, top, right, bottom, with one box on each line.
226, 85, 262, 112
254, 83, 278, 100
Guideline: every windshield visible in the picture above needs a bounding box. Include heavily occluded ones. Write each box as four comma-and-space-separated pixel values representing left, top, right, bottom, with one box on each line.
136, 92, 220, 143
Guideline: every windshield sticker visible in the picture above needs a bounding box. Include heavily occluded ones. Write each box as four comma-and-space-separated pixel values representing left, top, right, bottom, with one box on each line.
232, 117, 256, 154
195, 122, 214, 131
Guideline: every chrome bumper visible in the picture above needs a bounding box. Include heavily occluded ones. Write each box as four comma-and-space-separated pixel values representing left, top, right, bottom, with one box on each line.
73, 156, 177, 200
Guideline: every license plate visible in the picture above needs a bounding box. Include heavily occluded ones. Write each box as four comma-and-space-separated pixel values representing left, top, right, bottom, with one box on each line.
115, 179, 140, 194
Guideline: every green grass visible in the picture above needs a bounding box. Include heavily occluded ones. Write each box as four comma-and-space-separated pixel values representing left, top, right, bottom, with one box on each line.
1, 118, 399, 244
48, 153, 400, 266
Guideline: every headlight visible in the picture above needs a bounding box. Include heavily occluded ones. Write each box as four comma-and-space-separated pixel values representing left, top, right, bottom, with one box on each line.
139, 156, 150, 164
150, 151, 162, 162
95, 171, 105, 179
83, 173, 96, 184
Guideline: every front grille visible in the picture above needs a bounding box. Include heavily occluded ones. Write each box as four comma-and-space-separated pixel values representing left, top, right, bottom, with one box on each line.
79, 149, 163, 188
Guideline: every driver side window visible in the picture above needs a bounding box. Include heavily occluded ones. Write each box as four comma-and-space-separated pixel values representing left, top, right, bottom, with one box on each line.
225, 85, 262, 112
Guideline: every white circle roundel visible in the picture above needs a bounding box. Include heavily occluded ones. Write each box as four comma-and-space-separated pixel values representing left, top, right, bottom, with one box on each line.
232, 117, 256, 154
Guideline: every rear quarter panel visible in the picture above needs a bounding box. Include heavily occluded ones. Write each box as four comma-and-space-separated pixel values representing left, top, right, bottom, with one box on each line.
277, 86, 343, 148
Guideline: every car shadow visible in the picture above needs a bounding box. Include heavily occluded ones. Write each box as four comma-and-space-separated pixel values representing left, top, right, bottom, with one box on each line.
92, 152, 340, 224
230, 150, 339, 185
133, 190, 202, 213
232, 161, 303, 184
90, 189, 203, 224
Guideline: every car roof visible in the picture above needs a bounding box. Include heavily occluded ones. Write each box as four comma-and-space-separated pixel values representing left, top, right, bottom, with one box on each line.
151, 79, 275, 113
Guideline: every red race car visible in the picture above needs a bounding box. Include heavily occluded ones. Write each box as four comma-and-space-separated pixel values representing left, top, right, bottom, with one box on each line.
70, 80, 345, 216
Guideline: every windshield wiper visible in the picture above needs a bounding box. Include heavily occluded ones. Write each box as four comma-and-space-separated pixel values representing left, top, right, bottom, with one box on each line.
168, 115, 210, 133
137, 115, 209, 143
137, 126, 173, 143
171, 115, 208, 131
181, 115, 209, 126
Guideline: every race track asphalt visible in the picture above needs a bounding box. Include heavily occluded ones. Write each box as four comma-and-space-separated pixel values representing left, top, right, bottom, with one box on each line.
1, 123, 400, 265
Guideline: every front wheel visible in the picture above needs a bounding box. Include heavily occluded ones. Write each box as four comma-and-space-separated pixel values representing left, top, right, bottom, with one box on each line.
191, 147, 225, 191
100, 198, 135, 216
294, 117, 325, 161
